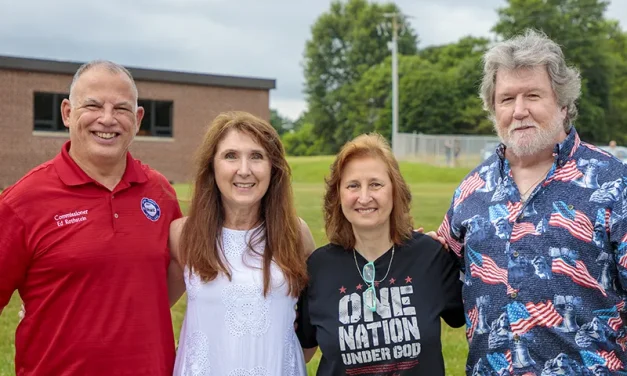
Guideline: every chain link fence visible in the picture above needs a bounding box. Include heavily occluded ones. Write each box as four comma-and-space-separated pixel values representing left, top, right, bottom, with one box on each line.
395, 132, 501, 168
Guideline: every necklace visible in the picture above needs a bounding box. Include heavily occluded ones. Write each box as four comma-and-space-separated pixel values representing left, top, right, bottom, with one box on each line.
353, 246, 395, 283
519, 166, 552, 204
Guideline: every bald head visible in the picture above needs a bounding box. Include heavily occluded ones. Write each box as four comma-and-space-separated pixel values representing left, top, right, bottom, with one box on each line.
69, 60, 138, 109
60, 59, 145, 178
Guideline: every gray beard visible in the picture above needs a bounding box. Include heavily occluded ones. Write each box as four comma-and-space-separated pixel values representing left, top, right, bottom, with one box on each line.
495, 117, 564, 158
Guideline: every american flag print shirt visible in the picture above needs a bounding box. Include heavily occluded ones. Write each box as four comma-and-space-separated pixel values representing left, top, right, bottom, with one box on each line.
438, 128, 627, 375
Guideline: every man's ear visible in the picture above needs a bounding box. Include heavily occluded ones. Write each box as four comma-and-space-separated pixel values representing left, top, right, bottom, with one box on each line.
61, 98, 72, 129
135, 106, 145, 134
560, 106, 568, 122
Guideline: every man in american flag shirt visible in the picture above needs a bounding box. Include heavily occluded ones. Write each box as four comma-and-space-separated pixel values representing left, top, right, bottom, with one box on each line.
435, 29, 627, 375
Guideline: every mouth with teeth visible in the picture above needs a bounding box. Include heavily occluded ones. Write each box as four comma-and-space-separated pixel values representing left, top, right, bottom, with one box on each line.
234, 183, 256, 189
93, 131, 119, 140
356, 208, 377, 214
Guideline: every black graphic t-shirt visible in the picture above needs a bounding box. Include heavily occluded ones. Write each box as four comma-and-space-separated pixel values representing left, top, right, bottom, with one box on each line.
297, 232, 464, 376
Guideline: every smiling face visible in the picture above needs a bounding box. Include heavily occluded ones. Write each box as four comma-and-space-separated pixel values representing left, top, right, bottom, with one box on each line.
493, 66, 567, 158
339, 156, 393, 234
61, 65, 143, 169
213, 129, 272, 217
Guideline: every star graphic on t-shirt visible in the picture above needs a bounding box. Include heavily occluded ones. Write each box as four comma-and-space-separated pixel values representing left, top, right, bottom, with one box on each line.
374, 281, 380, 287
356, 283, 363, 290
389, 278, 396, 285
405, 276, 413, 284
339, 286, 347, 294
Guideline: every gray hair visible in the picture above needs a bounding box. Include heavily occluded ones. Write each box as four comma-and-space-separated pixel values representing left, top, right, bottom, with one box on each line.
68, 60, 139, 109
480, 29, 581, 130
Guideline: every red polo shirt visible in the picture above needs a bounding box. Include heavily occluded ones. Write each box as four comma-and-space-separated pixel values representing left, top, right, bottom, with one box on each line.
0, 141, 182, 376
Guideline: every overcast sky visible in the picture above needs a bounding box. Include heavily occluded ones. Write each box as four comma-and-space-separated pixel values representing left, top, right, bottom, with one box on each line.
1, 0, 626, 120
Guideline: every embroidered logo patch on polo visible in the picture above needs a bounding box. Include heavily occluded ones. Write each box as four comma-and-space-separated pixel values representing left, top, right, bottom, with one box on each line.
141, 197, 161, 222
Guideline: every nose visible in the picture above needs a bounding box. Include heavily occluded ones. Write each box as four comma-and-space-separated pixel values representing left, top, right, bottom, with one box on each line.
99, 104, 117, 126
357, 186, 372, 204
512, 95, 529, 121
237, 158, 251, 176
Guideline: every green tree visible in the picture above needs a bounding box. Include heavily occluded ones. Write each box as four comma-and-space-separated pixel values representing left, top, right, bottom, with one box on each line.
303, 0, 419, 152
420, 37, 493, 134
492, 0, 615, 142
281, 123, 326, 156
269, 109, 291, 136
450, 57, 494, 135
345, 38, 492, 138
291, 111, 310, 132
420, 36, 490, 69
605, 22, 627, 144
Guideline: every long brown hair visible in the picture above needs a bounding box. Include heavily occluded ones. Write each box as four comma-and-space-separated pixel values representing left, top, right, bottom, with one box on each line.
180, 111, 307, 297
324, 133, 413, 250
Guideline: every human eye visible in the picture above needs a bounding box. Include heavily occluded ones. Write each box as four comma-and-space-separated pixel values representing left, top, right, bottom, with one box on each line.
116, 106, 132, 112
346, 182, 359, 189
224, 152, 237, 159
84, 102, 100, 109
251, 152, 264, 160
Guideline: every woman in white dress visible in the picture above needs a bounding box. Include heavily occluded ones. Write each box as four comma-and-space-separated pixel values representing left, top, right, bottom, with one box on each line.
167, 111, 316, 376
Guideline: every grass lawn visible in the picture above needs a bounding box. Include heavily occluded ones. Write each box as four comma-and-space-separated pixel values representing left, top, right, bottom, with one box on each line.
0, 157, 470, 376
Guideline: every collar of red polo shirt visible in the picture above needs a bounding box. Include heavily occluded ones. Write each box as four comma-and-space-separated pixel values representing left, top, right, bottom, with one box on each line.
53, 141, 148, 187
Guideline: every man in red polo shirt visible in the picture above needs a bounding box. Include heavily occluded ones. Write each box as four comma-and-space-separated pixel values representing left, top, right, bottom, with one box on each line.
0, 60, 182, 375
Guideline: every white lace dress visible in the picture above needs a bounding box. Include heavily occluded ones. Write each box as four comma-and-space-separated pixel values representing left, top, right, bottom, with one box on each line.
173, 227, 307, 376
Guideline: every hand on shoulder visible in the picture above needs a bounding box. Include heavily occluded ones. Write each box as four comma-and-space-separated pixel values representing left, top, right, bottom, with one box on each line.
169, 216, 188, 262
414, 227, 449, 251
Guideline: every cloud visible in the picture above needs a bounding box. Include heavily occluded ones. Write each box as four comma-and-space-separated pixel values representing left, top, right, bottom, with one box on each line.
404, 0, 504, 47
270, 98, 308, 121
1, 0, 624, 121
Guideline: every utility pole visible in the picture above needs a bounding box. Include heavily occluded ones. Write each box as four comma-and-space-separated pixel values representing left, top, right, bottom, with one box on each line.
385, 13, 399, 156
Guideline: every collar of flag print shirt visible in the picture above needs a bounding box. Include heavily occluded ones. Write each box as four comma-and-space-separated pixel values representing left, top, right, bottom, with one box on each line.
437, 127, 627, 374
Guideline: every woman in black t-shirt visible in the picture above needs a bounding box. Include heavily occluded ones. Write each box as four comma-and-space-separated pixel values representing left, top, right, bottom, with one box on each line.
296, 133, 465, 376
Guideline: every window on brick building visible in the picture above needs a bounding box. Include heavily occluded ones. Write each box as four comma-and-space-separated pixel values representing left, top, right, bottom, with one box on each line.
33, 92, 69, 132
138, 100, 173, 137
33, 93, 173, 138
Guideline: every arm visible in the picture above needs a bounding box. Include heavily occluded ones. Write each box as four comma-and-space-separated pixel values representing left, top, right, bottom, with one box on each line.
303, 347, 318, 363
612, 177, 627, 302
438, 246, 465, 328
436, 205, 465, 260
299, 218, 316, 257
296, 219, 319, 361
167, 217, 187, 307
416, 227, 448, 249
0, 201, 29, 315
432, 195, 466, 326
296, 286, 319, 363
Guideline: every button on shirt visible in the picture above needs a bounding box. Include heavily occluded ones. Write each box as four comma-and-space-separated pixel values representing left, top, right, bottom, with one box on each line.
438, 128, 627, 374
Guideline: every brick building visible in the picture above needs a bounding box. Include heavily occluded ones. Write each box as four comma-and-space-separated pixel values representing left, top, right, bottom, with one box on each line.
0, 55, 275, 188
